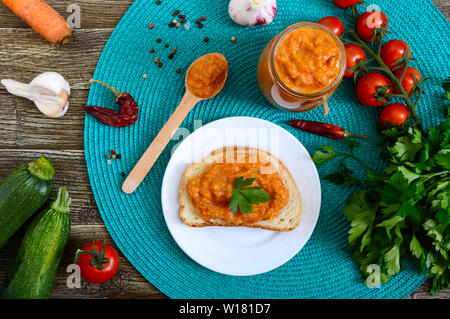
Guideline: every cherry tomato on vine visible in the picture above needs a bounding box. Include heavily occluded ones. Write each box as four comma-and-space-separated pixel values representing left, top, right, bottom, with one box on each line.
333, 0, 360, 8
380, 40, 411, 70
356, 72, 393, 107
318, 16, 344, 36
394, 67, 422, 96
380, 103, 410, 126
75, 241, 119, 284
344, 44, 366, 78
356, 10, 388, 42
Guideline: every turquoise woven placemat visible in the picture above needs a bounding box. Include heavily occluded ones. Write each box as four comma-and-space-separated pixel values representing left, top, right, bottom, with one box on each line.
84, 0, 449, 298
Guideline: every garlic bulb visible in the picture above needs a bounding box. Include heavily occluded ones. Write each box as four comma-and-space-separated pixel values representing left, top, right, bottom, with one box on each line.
228, 0, 277, 27
1, 72, 70, 118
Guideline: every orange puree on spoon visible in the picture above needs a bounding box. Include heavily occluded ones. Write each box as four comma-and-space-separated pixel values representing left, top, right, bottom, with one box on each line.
275, 27, 342, 94
186, 53, 228, 99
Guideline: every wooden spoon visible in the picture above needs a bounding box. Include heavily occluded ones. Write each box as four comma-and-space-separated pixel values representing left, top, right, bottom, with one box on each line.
122, 53, 228, 194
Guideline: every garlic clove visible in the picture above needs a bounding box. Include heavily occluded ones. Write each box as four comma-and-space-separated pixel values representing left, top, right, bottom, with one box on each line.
29, 72, 71, 97
34, 89, 70, 118
1, 72, 70, 118
228, 0, 277, 27
1, 79, 58, 104
29, 72, 70, 118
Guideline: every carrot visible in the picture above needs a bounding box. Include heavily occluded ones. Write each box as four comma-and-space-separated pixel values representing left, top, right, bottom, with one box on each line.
1, 0, 72, 45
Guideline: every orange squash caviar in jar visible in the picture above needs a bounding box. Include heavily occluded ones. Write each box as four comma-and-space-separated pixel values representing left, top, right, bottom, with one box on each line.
257, 22, 346, 113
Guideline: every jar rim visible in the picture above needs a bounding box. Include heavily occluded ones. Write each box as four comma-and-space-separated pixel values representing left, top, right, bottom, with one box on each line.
269, 22, 347, 99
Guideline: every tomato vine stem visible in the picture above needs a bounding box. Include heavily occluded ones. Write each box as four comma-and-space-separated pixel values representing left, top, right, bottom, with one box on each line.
346, 29, 424, 132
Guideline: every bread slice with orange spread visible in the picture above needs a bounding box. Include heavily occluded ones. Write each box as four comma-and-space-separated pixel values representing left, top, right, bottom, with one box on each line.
179, 147, 302, 231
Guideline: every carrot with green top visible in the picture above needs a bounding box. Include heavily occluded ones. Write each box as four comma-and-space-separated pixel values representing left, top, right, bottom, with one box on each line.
1, 0, 72, 44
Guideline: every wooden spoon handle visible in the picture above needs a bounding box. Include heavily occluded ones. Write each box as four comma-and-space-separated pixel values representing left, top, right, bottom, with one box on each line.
122, 92, 200, 194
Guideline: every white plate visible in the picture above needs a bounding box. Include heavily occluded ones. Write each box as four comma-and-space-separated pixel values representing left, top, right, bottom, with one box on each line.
161, 117, 321, 276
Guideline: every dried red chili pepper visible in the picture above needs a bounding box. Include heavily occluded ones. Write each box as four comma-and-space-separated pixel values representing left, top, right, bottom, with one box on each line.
83, 79, 139, 127
288, 120, 368, 139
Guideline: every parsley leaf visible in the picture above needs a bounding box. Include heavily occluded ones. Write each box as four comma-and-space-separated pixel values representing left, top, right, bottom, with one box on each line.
324, 165, 362, 186
376, 216, 404, 239
390, 135, 423, 162
229, 177, 271, 214
434, 149, 450, 170
436, 209, 450, 228
396, 166, 420, 184
349, 210, 376, 245
384, 245, 401, 276
343, 139, 360, 152
410, 234, 423, 259
234, 177, 255, 189
312, 145, 339, 165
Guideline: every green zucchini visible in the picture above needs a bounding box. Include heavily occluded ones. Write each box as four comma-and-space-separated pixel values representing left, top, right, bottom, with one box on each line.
0, 155, 55, 249
1, 187, 71, 299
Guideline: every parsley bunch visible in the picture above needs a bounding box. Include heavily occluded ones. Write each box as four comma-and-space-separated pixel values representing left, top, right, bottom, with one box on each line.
314, 1, 449, 294
313, 119, 450, 294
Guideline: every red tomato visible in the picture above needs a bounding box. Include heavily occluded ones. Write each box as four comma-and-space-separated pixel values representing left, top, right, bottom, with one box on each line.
333, 0, 360, 8
344, 44, 366, 78
356, 11, 388, 42
394, 67, 421, 95
76, 241, 119, 284
380, 103, 410, 126
380, 40, 411, 70
318, 16, 344, 36
356, 72, 393, 107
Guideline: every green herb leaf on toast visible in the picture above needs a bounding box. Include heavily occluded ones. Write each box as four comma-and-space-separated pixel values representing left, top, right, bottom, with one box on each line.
229, 177, 271, 214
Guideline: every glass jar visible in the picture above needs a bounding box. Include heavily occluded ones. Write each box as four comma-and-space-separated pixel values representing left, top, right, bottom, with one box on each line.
257, 22, 346, 114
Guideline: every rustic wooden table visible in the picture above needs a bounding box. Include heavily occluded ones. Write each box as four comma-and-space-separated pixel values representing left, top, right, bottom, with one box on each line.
0, 0, 448, 299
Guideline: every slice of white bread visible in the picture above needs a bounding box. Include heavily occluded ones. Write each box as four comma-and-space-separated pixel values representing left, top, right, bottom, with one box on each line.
179, 147, 302, 231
